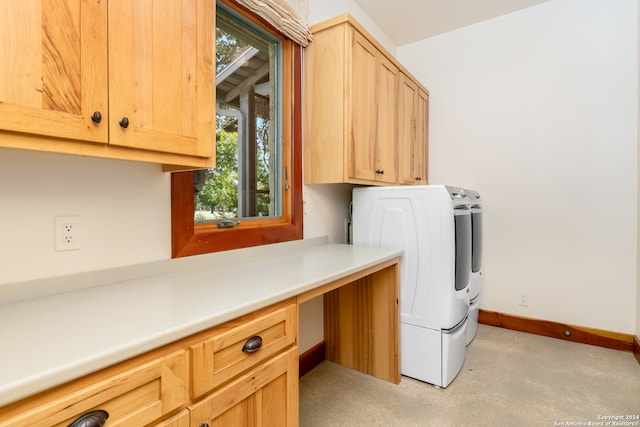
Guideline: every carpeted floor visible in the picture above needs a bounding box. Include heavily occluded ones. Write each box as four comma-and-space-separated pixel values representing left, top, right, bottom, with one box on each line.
299, 325, 640, 427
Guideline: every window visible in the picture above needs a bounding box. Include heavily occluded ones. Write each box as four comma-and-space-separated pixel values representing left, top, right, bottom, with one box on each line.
171, 0, 302, 257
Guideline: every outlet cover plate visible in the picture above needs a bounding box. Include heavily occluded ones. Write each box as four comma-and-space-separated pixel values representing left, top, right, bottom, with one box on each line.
55, 216, 80, 251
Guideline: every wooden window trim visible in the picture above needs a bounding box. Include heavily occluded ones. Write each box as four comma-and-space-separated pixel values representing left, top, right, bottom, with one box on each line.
171, 2, 303, 258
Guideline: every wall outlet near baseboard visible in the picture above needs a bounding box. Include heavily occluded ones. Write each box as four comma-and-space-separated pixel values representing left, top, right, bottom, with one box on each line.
518, 293, 529, 307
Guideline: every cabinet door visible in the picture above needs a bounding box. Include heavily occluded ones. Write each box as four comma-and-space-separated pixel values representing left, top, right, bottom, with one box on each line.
397, 73, 418, 184
189, 347, 299, 427
415, 89, 429, 183
398, 75, 428, 185
0, 0, 108, 143
108, 0, 214, 159
375, 56, 398, 184
349, 30, 397, 184
349, 31, 378, 182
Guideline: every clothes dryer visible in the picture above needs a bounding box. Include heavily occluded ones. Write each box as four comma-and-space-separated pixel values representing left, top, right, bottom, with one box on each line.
352, 185, 471, 387
465, 189, 483, 345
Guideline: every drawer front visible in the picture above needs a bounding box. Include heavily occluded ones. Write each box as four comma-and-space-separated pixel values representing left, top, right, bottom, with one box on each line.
190, 303, 297, 398
189, 347, 299, 426
1, 350, 188, 427
153, 409, 189, 427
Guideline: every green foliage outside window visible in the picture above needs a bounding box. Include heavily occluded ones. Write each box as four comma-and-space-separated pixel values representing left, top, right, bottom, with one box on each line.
194, 21, 275, 222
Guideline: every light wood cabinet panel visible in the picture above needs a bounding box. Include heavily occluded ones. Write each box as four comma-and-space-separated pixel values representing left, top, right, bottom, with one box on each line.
349, 32, 397, 184
416, 88, 429, 183
375, 55, 399, 184
0, 350, 188, 427
189, 347, 299, 427
0, 0, 215, 168
108, 0, 214, 158
398, 73, 428, 184
155, 409, 190, 427
350, 31, 379, 183
304, 14, 428, 186
190, 302, 297, 398
0, 0, 108, 143
323, 262, 400, 384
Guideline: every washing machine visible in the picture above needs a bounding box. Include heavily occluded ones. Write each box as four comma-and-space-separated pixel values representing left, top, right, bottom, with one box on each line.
465, 189, 483, 345
352, 185, 471, 387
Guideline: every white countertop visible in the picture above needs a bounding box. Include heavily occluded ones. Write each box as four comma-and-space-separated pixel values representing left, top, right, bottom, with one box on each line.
0, 237, 402, 407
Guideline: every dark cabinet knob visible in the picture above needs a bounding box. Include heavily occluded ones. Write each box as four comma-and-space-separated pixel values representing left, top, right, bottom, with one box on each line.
375, 169, 384, 175
68, 410, 109, 427
90, 111, 102, 124
415, 177, 422, 181
119, 117, 129, 129
242, 335, 263, 353
199, 424, 210, 427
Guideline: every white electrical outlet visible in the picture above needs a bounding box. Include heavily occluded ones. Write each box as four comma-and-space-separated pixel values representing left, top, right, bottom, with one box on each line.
55, 216, 80, 251
518, 293, 529, 307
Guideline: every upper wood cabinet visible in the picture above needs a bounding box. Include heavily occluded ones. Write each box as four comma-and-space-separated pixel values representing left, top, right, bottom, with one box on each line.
304, 14, 428, 186
0, 0, 215, 168
398, 72, 429, 184
349, 31, 398, 184
0, 0, 108, 144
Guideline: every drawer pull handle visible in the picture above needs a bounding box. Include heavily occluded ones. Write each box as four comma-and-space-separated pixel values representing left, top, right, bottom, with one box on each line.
68, 410, 109, 427
242, 335, 263, 353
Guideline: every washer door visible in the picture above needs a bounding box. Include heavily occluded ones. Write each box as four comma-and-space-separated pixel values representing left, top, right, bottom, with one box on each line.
471, 207, 483, 273
454, 208, 471, 291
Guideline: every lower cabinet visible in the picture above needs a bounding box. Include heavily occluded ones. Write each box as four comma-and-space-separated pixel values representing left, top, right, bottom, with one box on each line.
190, 347, 299, 427
0, 350, 188, 427
155, 410, 190, 427
0, 299, 298, 427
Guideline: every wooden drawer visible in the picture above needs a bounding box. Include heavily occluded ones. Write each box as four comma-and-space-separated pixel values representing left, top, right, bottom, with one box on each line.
189, 347, 299, 427
0, 350, 188, 427
153, 409, 189, 427
190, 302, 297, 398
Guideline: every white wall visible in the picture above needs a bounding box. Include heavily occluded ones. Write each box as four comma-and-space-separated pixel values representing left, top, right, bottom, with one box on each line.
637, 0, 640, 340
398, 0, 638, 334
299, 183, 354, 352
0, 148, 171, 285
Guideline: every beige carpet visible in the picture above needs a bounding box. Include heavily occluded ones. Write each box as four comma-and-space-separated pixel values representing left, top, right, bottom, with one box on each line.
299, 324, 640, 427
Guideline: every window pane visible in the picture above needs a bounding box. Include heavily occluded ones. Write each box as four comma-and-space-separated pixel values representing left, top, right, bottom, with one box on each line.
195, 5, 281, 224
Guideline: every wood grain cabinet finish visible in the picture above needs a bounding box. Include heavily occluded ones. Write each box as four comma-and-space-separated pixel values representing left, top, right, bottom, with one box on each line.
0, 350, 188, 427
0, 0, 215, 168
190, 301, 297, 398
304, 14, 429, 186
154, 409, 190, 427
349, 31, 398, 184
0, 0, 108, 144
398, 73, 429, 185
189, 347, 299, 427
